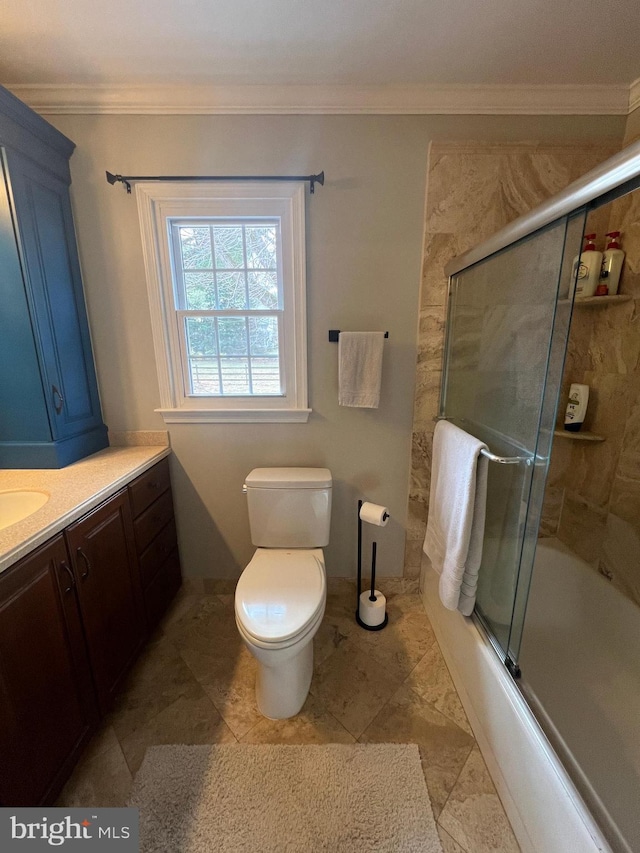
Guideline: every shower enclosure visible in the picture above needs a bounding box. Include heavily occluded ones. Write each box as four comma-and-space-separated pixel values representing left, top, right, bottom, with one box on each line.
439, 142, 640, 853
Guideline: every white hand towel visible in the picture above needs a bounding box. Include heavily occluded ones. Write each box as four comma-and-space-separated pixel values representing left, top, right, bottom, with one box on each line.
338, 332, 385, 408
423, 420, 489, 616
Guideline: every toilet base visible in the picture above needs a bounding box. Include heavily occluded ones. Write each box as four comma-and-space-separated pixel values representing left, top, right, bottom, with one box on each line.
255, 639, 313, 719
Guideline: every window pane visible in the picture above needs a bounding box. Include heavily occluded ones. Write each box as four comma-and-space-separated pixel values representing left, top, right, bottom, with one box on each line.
213, 227, 244, 269
248, 316, 279, 356
189, 359, 220, 395
217, 272, 247, 309
220, 359, 250, 394
185, 317, 217, 356
218, 317, 248, 355
251, 359, 281, 394
246, 226, 277, 269
184, 272, 216, 309
247, 271, 278, 309
179, 227, 212, 269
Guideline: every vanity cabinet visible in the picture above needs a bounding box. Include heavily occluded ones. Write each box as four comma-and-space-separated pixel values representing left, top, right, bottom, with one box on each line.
128, 458, 182, 629
0, 536, 98, 806
0, 84, 108, 468
65, 489, 146, 715
0, 456, 181, 804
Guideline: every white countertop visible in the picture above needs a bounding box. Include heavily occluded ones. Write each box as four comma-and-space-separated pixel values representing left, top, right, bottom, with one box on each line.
0, 445, 171, 574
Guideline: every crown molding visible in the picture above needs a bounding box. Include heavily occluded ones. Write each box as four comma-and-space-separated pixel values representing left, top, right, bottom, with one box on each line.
629, 77, 640, 114
3, 82, 634, 116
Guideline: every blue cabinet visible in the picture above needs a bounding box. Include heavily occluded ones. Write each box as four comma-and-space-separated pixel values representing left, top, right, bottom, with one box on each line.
0, 86, 108, 467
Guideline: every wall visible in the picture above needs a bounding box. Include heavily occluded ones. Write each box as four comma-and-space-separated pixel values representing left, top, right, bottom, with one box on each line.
406, 140, 619, 577
45, 112, 624, 579
538, 105, 640, 604
625, 105, 640, 145
540, 181, 640, 608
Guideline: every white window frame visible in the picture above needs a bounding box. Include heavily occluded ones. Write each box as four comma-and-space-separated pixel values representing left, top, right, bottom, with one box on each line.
136, 181, 310, 423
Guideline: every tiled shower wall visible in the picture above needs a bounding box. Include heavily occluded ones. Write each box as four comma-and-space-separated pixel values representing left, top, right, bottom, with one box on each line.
404, 141, 615, 577
540, 175, 640, 607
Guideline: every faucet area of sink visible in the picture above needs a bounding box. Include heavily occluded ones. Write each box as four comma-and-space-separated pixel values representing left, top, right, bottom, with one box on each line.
0, 490, 50, 531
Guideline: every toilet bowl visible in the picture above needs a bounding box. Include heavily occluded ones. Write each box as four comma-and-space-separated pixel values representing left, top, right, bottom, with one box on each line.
235, 467, 332, 719
235, 547, 326, 719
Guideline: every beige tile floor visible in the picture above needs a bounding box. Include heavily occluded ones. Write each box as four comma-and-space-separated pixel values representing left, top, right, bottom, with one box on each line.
59, 578, 520, 853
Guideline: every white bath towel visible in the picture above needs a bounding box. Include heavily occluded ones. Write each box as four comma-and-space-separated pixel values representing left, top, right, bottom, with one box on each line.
338, 332, 385, 408
423, 420, 489, 616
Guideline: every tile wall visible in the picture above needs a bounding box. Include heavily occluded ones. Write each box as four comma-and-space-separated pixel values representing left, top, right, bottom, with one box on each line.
405, 141, 615, 578
541, 187, 640, 607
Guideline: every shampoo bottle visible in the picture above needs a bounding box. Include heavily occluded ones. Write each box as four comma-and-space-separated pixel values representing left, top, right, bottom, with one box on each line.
573, 234, 603, 299
599, 231, 625, 295
564, 383, 589, 432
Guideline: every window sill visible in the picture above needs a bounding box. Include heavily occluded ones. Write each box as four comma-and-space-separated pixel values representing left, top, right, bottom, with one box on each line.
155, 408, 312, 424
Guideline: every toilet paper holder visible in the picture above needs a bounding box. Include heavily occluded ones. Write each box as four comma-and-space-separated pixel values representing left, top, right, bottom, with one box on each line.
356, 499, 389, 631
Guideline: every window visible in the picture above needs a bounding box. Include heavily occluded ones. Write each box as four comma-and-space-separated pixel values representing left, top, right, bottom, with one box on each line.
136, 182, 310, 422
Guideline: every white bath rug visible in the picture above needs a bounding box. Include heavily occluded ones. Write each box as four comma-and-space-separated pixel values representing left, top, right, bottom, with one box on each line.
129, 743, 442, 852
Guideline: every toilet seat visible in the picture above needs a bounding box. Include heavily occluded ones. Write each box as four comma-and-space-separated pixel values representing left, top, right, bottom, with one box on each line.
236, 604, 325, 652
235, 548, 326, 645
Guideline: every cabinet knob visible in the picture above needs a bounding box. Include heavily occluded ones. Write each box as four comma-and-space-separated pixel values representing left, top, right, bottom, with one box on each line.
77, 547, 91, 580
52, 384, 64, 415
60, 561, 75, 594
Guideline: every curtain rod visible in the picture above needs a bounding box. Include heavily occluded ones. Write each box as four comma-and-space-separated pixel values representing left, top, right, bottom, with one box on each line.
105, 170, 324, 195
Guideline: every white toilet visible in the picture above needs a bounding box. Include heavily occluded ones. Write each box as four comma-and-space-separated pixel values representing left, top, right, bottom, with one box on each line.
235, 467, 332, 719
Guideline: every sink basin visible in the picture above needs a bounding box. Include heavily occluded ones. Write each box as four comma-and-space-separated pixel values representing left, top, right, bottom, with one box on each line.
0, 490, 50, 531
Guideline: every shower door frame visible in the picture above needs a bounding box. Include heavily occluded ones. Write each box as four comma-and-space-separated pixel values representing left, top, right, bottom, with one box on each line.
439, 213, 585, 673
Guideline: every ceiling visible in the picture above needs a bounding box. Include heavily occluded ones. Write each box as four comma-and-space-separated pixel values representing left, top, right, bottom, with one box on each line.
2, 0, 639, 114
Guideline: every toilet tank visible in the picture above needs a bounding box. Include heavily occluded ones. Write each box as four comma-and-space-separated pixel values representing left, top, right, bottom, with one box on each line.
245, 468, 332, 548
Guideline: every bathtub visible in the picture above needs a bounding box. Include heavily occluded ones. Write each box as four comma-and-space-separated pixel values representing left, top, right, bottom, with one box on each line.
519, 538, 640, 853
421, 546, 613, 853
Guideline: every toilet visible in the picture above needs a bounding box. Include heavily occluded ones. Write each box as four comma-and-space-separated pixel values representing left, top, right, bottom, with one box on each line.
235, 467, 332, 719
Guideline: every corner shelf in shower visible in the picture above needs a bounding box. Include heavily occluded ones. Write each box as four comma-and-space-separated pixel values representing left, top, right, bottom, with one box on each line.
558, 294, 632, 307
553, 430, 605, 442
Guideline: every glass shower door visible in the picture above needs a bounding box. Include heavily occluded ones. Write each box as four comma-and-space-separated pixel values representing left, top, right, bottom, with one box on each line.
440, 212, 586, 663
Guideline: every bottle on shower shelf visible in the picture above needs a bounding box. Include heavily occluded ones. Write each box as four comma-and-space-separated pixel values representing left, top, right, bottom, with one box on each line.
598, 231, 625, 296
564, 383, 589, 432
573, 234, 603, 299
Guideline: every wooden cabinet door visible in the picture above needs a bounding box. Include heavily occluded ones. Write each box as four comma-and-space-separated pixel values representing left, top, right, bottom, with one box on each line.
65, 489, 146, 713
4, 148, 105, 442
0, 535, 97, 806
0, 161, 52, 445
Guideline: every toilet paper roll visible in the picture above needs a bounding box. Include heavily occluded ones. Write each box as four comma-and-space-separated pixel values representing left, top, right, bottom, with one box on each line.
358, 590, 387, 627
359, 502, 389, 527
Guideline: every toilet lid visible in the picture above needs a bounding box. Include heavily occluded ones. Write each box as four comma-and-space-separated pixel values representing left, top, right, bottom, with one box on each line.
235, 548, 326, 643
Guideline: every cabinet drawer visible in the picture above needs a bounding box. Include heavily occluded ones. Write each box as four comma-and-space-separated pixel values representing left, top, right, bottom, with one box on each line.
138, 519, 178, 588
129, 457, 171, 518
144, 550, 182, 630
134, 489, 175, 554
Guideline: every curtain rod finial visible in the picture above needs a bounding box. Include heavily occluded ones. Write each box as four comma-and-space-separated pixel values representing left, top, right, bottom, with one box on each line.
106, 172, 132, 193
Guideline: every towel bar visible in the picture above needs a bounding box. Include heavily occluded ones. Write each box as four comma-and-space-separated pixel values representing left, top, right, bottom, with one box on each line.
434, 417, 532, 465
328, 330, 389, 342
480, 448, 530, 465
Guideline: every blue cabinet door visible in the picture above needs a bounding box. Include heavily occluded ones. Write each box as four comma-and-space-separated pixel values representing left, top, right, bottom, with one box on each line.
5, 149, 105, 443
0, 85, 108, 468
0, 158, 52, 443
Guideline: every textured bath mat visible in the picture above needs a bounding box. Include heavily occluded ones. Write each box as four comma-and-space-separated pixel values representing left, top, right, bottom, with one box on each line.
129, 743, 442, 852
